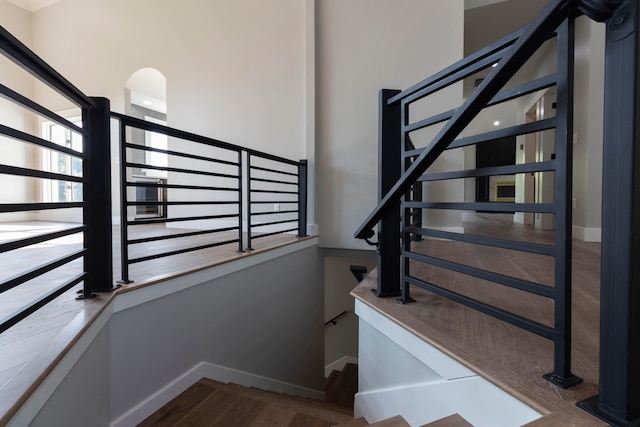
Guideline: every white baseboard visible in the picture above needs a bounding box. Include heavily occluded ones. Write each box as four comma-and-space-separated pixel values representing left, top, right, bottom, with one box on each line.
572, 225, 601, 242
110, 361, 324, 427
324, 356, 358, 378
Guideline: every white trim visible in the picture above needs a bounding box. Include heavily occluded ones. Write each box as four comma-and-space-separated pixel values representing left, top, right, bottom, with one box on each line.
111, 361, 325, 427
324, 356, 358, 378
7, 301, 115, 427
355, 300, 474, 380
354, 301, 541, 426
572, 225, 601, 242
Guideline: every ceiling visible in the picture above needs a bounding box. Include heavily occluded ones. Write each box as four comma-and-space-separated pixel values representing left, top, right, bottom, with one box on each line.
6, 0, 59, 12
465, 0, 548, 56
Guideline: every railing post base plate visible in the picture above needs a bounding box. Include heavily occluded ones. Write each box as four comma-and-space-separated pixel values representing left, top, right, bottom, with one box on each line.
396, 296, 416, 305
541, 372, 583, 389
117, 279, 134, 285
370, 288, 401, 298
577, 395, 640, 427
76, 291, 98, 300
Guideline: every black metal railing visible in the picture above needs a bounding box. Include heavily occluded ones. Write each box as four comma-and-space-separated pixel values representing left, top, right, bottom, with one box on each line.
0, 26, 113, 334
0, 22, 309, 334
112, 113, 308, 283
355, 0, 640, 425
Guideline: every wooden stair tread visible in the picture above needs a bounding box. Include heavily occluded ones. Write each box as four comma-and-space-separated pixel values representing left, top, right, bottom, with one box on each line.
199, 378, 353, 423
422, 413, 473, 427
335, 417, 370, 426
137, 381, 217, 426
369, 415, 410, 426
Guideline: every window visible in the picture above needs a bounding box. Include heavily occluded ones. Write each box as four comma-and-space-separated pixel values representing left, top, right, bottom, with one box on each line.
41, 119, 83, 203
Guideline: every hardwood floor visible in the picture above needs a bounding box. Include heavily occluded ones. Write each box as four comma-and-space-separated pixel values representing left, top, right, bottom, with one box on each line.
352, 212, 604, 426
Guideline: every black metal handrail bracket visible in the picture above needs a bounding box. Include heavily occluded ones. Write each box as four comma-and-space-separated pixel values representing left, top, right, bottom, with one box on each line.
0, 25, 112, 334
355, 0, 588, 389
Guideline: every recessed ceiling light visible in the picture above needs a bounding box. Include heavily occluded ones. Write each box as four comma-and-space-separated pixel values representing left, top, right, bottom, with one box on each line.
494, 121, 500, 126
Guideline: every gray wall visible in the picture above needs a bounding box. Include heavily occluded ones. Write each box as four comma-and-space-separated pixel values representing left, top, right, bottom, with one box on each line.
23, 244, 323, 426
110, 244, 324, 419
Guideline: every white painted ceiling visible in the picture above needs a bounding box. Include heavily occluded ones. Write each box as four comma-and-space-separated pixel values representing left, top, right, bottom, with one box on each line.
6, 0, 59, 12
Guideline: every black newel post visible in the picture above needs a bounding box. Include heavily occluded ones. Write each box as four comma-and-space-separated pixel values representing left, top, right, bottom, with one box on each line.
298, 159, 308, 237
578, 0, 640, 425
79, 97, 115, 298
373, 89, 402, 297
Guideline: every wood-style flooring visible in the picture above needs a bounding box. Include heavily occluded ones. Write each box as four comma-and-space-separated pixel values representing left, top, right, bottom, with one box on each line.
352, 212, 604, 426
139, 376, 467, 426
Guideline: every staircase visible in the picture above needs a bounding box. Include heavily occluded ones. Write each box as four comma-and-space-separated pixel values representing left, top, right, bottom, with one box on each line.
137, 373, 474, 426
325, 362, 358, 409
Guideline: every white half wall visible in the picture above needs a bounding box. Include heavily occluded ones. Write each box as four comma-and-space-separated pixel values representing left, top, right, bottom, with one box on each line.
355, 300, 541, 427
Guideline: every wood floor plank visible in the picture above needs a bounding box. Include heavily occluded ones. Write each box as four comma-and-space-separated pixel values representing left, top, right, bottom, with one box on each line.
288, 412, 334, 427
137, 382, 217, 427
209, 394, 268, 426
368, 415, 410, 427
421, 413, 472, 427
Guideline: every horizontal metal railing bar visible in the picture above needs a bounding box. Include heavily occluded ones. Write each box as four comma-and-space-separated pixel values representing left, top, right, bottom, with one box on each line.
125, 200, 238, 207
127, 226, 240, 245
0, 82, 87, 136
115, 113, 302, 167
405, 275, 555, 340
0, 226, 84, 254
113, 112, 242, 154
126, 213, 240, 226
0, 123, 85, 158
403, 201, 555, 213
124, 162, 238, 180
0, 272, 85, 334
250, 189, 299, 195
249, 177, 298, 186
247, 151, 301, 167
249, 200, 299, 205
0, 164, 84, 183
0, 202, 83, 212
249, 165, 299, 176
0, 25, 95, 109
0, 249, 85, 294
405, 226, 555, 256
405, 118, 557, 158
250, 219, 297, 228
124, 142, 240, 168
128, 238, 241, 264
416, 161, 556, 182
405, 250, 555, 298
405, 74, 557, 133
251, 209, 299, 216
389, 26, 526, 105
126, 181, 239, 192
250, 228, 298, 240
402, 50, 508, 106
448, 118, 558, 150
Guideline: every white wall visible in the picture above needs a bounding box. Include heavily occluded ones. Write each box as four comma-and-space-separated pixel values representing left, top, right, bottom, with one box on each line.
316, 0, 465, 249
24, 0, 309, 225
0, 2, 38, 222
572, 17, 605, 241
